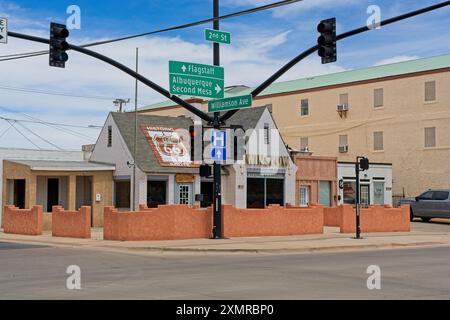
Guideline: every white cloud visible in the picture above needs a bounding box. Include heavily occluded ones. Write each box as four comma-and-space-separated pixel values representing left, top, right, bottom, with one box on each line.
0, 8, 347, 150
374, 55, 420, 66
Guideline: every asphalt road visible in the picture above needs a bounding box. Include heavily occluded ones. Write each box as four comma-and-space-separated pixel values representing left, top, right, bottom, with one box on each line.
1, 238, 450, 299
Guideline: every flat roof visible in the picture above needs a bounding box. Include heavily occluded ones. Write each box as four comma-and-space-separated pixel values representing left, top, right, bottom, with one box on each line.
138, 53, 450, 111
7, 160, 115, 171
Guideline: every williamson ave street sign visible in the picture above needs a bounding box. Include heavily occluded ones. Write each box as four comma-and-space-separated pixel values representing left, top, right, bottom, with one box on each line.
169, 61, 224, 99
205, 28, 231, 45
0, 17, 7, 44
208, 94, 252, 113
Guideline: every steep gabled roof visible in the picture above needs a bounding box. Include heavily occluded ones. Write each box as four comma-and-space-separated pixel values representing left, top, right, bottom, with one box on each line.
111, 106, 268, 173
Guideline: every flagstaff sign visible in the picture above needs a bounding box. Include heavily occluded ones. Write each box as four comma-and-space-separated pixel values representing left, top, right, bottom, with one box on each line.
0, 17, 7, 44
169, 61, 224, 99
208, 94, 252, 113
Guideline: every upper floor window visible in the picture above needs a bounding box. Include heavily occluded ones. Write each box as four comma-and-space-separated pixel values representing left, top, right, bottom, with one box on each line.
339, 93, 348, 106
425, 81, 436, 102
300, 137, 309, 151
107, 125, 112, 147
339, 134, 348, 146
300, 99, 309, 116
373, 131, 384, 151
424, 127, 436, 148
374, 88, 384, 108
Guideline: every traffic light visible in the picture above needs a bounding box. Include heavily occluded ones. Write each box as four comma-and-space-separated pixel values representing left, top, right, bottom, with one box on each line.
359, 157, 369, 171
199, 164, 212, 178
317, 17, 336, 64
189, 124, 204, 162
49, 22, 69, 68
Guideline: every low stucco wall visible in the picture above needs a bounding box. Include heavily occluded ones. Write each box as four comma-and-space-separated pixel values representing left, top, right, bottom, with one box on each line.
52, 206, 91, 239
324, 204, 410, 233
104, 205, 213, 241
3, 205, 43, 235
221, 204, 324, 237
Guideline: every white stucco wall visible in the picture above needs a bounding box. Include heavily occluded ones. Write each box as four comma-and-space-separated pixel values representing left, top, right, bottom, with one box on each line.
226, 108, 297, 208
338, 162, 393, 205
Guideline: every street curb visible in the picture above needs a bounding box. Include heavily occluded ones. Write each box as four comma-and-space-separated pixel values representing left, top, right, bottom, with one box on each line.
1, 236, 446, 255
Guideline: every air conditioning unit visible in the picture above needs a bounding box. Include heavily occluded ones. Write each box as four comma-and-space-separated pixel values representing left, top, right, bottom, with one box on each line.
300, 146, 310, 153
337, 104, 349, 112
339, 145, 348, 153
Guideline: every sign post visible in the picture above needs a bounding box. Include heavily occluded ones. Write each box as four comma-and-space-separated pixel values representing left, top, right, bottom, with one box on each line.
169, 61, 224, 99
208, 94, 252, 113
0, 17, 7, 44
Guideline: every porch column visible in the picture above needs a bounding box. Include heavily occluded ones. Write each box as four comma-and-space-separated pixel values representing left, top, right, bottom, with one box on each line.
68, 174, 76, 210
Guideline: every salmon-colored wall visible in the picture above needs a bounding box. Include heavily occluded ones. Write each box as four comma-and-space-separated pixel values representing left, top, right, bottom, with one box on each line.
52, 206, 91, 239
294, 156, 338, 206
221, 204, 324, 237
3, 205, 43, 235
104, 205, 214, 241
324, 204, 410, 233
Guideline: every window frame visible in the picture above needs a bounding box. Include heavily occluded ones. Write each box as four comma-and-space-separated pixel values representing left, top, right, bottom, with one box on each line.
373, 131, 384, 152
373, 88, 384, 108
300, 99, 309, 117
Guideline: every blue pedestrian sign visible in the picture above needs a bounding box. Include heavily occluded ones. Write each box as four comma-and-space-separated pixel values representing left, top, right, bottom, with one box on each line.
211, 129, 226, 161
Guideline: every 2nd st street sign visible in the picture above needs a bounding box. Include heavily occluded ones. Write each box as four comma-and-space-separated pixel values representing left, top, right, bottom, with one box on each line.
169, 61, 224, 99
0, 17, 7, 44
208, 94, 253, 113
205, 28, 231, 45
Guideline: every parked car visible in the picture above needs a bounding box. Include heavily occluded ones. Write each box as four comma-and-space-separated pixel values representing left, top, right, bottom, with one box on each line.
399, 189, 450, 222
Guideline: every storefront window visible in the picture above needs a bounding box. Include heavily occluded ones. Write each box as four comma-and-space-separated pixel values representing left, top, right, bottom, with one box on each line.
373, 181, 385, 205
343, 181, 356, 205
266, 179, 284, 206
247, 177, 284, 208
247, 178, 265, 208
147, 180, 167, 208
319, 181, 331, 207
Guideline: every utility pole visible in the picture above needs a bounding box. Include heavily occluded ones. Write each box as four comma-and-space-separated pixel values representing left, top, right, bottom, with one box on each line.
355, 159, 361, 239
212, 0, 223, 239
132, 48, 139, 211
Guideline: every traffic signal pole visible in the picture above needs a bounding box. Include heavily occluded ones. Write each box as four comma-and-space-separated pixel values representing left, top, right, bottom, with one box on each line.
212, 0, 223, 239
355, 158, 361, 239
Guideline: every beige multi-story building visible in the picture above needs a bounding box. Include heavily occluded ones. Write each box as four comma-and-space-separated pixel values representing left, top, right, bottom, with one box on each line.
138, 54, 450, 203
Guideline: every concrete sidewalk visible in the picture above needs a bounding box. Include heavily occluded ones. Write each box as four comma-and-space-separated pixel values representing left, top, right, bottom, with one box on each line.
2, 224, 450, 255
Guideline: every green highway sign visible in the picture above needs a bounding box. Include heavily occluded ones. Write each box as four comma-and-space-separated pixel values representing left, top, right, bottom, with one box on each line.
205, 28, 231, 45
169, 61, 224, 99
208, 94, 253, 113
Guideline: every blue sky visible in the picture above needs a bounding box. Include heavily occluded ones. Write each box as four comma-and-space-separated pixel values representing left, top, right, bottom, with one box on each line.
0, 0, 449, 150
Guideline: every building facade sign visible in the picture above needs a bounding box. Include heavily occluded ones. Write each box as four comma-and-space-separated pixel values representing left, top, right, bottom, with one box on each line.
245, 155, 290, 167
141, 125, 194, 167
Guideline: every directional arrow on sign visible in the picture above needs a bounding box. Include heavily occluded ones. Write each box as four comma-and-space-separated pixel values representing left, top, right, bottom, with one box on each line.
215, 84, 222, 94
181, 65, 187, 72
216, 150, 222, 158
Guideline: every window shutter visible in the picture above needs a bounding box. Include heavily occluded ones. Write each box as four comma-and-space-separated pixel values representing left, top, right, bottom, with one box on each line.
425, 81, 436, 102
424, 127, 436, 148
373, 131, 383, 151
339, 93, 348, 105
374, 88, 383, 108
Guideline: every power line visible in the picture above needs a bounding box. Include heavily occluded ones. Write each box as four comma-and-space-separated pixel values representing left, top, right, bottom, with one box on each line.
19, 112, 97, 141
0, 121, 14, 139
0, 113, 101, 129
0, 0, 302, 62
0, 84, 155, 105
15, 121, 63, 150
6, 120, 42, 149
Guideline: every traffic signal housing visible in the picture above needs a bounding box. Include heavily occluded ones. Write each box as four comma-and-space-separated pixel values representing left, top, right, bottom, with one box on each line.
317, 17, 336, 64
199, 164, 212, 178
359, 157, 369, 171
50, 22, 69, 68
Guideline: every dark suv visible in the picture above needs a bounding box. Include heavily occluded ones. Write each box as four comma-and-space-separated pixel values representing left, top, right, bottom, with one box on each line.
400, 189, 450, 222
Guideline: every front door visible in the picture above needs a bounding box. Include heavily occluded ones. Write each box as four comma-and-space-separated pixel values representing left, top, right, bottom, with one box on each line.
47, 178, 59, 212
360, 184, 370, 207
178, 184, 192, 205
299, 186, 309, 207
